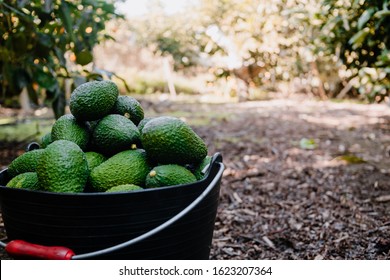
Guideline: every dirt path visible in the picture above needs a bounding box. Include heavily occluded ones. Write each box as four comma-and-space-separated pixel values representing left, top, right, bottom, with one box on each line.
1, 97, 390, 259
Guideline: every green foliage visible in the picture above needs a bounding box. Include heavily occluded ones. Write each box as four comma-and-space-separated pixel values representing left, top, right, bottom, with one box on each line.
0, 119, 52, 142
299, 138, 317, 150
336, 154, 366, 164
0, 0, 122, 117
130, 5, 202, 72
317, 0, 390, 101
131, 0, 322, 87
130, 0, 389, 102
199, 0, 314, 83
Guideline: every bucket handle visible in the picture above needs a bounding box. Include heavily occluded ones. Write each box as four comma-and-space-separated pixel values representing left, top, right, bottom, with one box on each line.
0, 153, 224, 260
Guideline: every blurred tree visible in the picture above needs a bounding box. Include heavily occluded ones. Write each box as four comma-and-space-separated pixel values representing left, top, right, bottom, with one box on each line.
0, 0, 123, 118
196, 0, 322, 97
130, 0, 389, 101
131, 0, 326, 99
316, 0, 390, 101
130, 1, 204, 72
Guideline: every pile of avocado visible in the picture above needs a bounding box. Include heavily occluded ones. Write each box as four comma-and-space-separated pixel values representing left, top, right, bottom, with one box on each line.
5, 80, 212, 193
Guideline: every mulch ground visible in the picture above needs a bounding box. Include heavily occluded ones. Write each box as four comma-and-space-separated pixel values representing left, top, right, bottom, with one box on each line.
1, 96, 390, 259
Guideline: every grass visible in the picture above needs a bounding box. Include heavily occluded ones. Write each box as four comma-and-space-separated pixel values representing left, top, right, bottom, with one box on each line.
0, 119, 53, 142
167, 110, 230, 126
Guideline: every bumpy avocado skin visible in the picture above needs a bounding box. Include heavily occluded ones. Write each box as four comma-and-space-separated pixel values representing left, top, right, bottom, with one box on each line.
137, 117, 154, 133
90, 149, 151, 192
141, 116, 207, 165
91, 114, 141, 156
145, 164, 197, 188
40, 132, 53, 148
37, 140, 88, 193
192, 156, 212, 180
51, 114, 90, 150
85, 151, 106, 171
111, 96, 144, 125
105, 184, 143, 193
7, 149, 45, 178
6, 172, 40, 190
69, 80, 119, 121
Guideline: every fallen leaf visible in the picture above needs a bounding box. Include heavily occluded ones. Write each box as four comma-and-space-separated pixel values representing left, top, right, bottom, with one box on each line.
299, 138, 317, 150
336, 154, 366, 164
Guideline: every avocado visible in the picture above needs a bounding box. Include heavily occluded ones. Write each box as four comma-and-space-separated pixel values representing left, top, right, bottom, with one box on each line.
69, 80, 119, 121
137, 117, 154, 133
105, 184, 143, 193
85, 151, 106, 171
83, 152, 107, 192
6, 172, 40, 190
37, 140, 88, 193
141, 116, 207, 165
145, 164, 197, 188
51, 114, 90, 150
90, 149, 151, 192
111, 96, 144, 125
192, 155, 212, 180
91, 114, 141, 156
7, 149, 45, 178
40, 132, 53, 148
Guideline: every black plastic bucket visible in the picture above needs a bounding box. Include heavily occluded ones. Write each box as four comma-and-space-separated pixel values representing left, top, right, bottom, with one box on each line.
0, 153, 224, 260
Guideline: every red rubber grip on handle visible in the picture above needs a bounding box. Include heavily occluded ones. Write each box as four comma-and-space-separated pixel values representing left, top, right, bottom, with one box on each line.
5, 240, 75, 260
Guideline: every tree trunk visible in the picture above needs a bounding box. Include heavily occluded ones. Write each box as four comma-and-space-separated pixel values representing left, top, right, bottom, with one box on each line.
163, 57, 176, 97
310, 61, 327, 100
19, 87, 33, 116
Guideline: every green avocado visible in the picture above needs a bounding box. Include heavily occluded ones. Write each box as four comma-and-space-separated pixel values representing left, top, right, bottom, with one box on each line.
85, 151, 106, 171
7, 149, 45, 178
69, 80, 119, 121
6, 172, 40, 190
137, 117, 154, 133
90, 149, 151, 192
91, 114, 140, 156
145, 164, 197, 188
105, 184, 143, 193
51, 114, 90, 150
141, 116, 207, 165
111, 96, 144, 125
37, 140, 88, 193
192, 155, 212, 180
40, 132, 53, 148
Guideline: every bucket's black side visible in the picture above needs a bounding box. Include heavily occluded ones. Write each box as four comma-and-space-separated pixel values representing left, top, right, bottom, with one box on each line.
0, 159, 223, 260
89, 163, 223, 260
